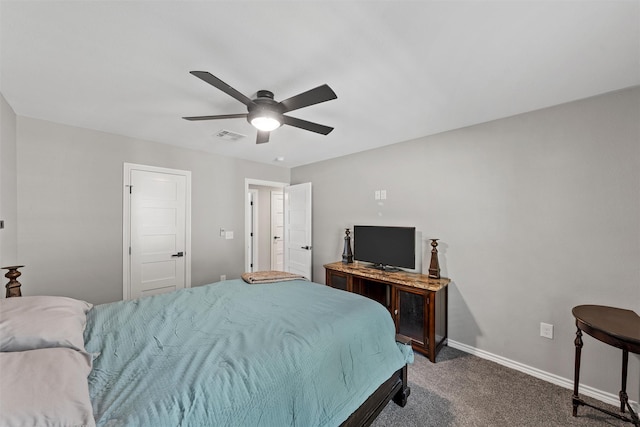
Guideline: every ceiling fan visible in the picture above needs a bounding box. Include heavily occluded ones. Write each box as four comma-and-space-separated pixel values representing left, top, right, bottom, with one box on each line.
183, 71, 337, 144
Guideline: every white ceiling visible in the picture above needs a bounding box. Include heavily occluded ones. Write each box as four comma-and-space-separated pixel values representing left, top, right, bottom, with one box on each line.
1, 1, 638, 168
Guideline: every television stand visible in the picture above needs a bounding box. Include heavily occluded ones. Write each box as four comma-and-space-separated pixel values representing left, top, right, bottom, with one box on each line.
324, 261, 450, 362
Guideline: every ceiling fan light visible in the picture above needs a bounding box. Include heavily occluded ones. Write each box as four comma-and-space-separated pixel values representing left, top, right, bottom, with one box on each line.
251, 116, 281, 132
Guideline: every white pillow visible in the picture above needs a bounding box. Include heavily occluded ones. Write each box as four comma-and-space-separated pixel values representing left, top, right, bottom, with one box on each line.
0, 348, 96, 427
0, 296, 93, 352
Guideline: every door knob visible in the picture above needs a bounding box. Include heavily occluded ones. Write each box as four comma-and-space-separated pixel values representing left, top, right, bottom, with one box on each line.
273, 236, 281, 240
171, 252, 184, 257
301, 246, 312, 250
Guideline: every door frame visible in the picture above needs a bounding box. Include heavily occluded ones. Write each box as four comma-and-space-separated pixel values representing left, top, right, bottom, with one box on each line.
123, 163, 192, 300
244, 178, 287, 273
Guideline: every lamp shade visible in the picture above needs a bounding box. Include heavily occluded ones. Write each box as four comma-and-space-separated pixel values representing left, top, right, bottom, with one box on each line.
251, 116, 281, 132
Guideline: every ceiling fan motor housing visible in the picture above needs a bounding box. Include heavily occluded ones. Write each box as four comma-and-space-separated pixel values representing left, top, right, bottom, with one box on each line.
247, 91, 284, 127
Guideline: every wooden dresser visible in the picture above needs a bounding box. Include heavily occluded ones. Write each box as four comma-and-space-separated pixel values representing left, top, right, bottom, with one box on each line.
324, 261, 450, 362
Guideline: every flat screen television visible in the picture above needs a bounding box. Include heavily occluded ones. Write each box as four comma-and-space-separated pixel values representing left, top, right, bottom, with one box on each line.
353, 225, 416, 271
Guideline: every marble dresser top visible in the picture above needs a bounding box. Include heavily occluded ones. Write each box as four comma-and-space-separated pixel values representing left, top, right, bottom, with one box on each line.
324, 261, 450, 292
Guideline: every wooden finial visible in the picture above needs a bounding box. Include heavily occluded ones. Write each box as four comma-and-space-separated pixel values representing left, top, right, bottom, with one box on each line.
428, 239, 440, 279
342, 228, 354, 264
2, 265, 24, 298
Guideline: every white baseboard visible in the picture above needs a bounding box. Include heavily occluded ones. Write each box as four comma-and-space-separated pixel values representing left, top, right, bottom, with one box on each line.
447, 339, 639, 413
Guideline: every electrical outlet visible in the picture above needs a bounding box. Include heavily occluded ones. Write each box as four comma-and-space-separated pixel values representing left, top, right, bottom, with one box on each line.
220, 274, 226, 281
540, 322, 554, 339
225, 231, 234, 239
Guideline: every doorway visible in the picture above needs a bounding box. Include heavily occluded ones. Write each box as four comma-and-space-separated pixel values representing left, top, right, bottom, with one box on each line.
244, 179, 313, 280
245, 179, 287, 273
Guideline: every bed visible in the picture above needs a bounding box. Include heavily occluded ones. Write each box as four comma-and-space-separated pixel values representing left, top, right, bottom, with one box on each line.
0, 276, 412, 426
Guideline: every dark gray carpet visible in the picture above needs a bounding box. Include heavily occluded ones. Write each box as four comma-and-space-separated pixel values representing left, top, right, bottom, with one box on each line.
373, 346, 631, 427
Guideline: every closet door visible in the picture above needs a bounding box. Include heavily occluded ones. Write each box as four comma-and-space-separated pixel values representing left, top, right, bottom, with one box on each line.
124, 164, 191, 300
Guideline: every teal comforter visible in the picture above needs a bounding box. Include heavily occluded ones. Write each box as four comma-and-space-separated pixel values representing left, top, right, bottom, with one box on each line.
84, 279, 413, 427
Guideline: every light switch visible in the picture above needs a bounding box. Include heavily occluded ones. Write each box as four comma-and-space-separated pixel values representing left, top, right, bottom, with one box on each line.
380, 190, 387, 200
225, 231, 234, 239
375, 190, 380, 200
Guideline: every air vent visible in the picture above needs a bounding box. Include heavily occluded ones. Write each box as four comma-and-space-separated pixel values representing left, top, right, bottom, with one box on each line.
215, 129, 246, 141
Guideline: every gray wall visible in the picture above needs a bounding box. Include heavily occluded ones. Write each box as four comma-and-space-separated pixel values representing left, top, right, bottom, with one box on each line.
16, 117, 289, 304
0, 93, 18, 267
292, 87, 640, 402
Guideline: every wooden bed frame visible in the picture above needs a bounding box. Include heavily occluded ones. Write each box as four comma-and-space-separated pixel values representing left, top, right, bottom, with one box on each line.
341, 335, 411, 426
4, 273, 410, 427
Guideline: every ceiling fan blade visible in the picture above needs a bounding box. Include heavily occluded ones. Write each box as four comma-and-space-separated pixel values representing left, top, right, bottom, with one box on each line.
282, 115, 334, 135
190, 71, 255, 107
279, 84, 337, 113
256, 131, 270, 144
182, 113, 248, 121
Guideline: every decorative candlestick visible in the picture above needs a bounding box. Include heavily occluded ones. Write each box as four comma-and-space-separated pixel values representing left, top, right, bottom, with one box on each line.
342, 228, 354, 264
428, 239, 440, 279
2, 265, 24, 298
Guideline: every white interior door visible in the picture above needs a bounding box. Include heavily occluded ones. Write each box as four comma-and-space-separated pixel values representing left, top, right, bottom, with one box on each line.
247, 189, 259, 272
271, 191, 284, 270
124, 164, 191, 300
284, 182, 312, 280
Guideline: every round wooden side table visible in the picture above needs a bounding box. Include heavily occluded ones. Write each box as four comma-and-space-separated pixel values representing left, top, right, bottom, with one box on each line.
572, 304, 640, 426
